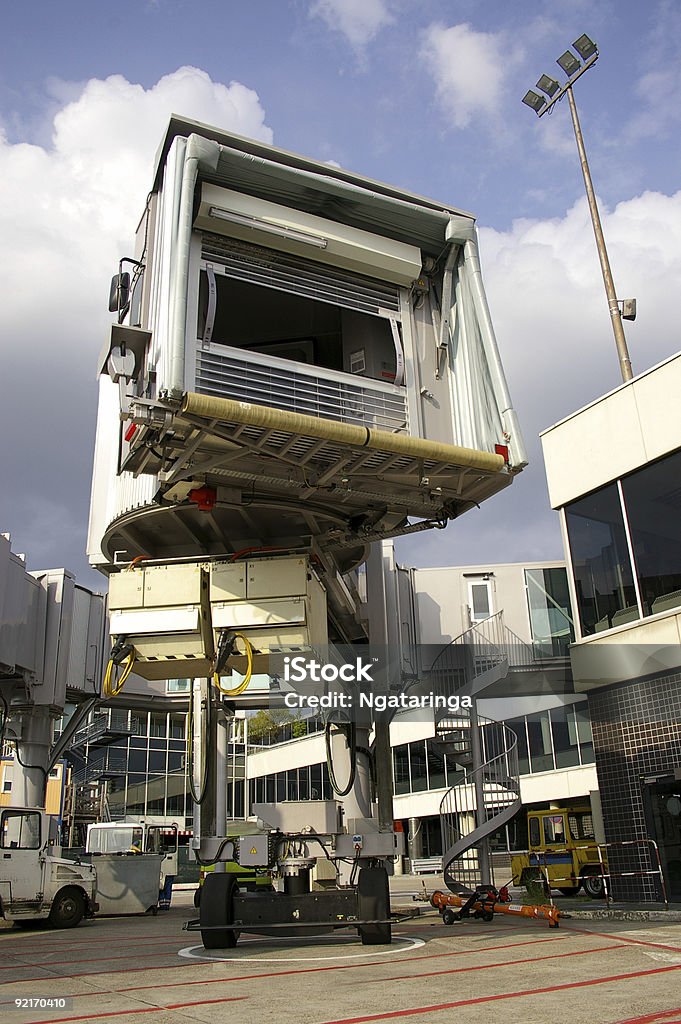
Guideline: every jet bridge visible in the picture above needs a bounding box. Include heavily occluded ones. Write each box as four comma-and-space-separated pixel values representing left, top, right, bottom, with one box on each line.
88, 117, 526, 595
87, 118, 526, 948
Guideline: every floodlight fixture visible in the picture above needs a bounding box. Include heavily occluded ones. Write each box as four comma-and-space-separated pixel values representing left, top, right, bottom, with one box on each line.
522, 89, 546, 114
537, 74, 560, 98
573, 34, 598, 60
557, 50, 581, 77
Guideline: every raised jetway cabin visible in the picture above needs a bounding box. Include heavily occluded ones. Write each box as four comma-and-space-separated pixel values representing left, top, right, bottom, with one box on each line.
89, 118, 525, 640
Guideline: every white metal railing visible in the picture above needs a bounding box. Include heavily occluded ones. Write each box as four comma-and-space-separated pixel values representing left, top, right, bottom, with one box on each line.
195, 344, 408, 432
533, 839, 670, 908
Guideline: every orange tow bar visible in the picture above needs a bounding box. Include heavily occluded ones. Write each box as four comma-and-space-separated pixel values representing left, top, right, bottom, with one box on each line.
431, 889, 562, 929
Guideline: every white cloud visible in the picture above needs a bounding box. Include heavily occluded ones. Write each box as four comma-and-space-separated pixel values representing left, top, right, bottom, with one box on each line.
0, 67, 272, 577
400, 189, 681, 568
420, 22, 519, 129
310, 0, 393, 49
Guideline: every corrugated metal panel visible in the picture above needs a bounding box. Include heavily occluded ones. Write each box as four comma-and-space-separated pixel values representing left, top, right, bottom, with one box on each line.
201, 234, 401, 317
114, 472, 158, 519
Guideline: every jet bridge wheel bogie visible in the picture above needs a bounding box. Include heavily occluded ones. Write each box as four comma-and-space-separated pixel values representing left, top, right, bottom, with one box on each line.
199, 873, 240, 949
357, 866, 391, 945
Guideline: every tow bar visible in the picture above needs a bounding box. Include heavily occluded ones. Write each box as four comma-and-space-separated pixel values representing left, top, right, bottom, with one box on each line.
431, 887, 563, 929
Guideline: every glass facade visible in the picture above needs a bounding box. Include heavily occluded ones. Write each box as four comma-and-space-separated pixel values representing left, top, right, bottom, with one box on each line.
249, 761, 333, 806
565, 449, 681, 635
565, 484, 637, 635
74, 707, 246, 828
525, 567, 575, 657
505, 706, 594, 777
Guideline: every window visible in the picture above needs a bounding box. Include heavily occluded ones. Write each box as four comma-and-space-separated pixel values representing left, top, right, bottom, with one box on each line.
564, 449, 681, 636
529, 817, 541, 847
167, 679, 191, 693
169, 714, 186, 740
543, 815, 567, 845
468, 579, 492, 622
565, 483, 637, 636
393, 745, 410, 795
575, 707, 594, 764
525, 568, 575, 657
426, 741, 446, 790
526, 711, 553, 773
409, 742, 428, 792
196, 240, 402, 385
550, 705, 580, 769
2, 780, 11, 793
506, 718, 530, 775
1, 811, 41, 850
131, 712, 148, 736
621, 450, 681, 617
150, 713, 167, 739
88, 826, 143, 855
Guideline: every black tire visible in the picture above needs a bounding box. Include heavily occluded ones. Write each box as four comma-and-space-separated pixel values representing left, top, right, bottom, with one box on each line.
581, 870, 605, 899
558, 887, 580, 897
442, 908, 457, 926
48, 888, 85, 929
193, 886, 202, 909
200, 873, 239, 949
358, 866, 391, 945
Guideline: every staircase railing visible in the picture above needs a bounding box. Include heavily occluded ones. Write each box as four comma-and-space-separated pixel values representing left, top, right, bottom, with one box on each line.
439, 713, 520, 893
428, 611, 525, 893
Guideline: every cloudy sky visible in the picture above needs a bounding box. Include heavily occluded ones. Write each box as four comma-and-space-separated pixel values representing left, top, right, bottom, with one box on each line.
1, 0, 680, 590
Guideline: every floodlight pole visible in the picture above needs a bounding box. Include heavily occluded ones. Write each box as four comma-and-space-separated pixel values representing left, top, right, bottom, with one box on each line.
564, 84, 633, 382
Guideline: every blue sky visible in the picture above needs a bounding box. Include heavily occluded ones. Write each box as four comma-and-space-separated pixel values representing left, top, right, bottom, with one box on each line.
1, 0, 681, 587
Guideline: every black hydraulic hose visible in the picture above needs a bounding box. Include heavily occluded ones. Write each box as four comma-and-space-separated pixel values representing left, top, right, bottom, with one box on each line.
325, 720, 357, 797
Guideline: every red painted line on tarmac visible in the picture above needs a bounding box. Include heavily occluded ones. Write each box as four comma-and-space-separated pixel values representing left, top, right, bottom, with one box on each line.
377, 943, 628, 981
0, 932, 570, 988
23, 995, 247, 1024
563, 924, 681, 955
0, 935, 614, 1007
614, 1010, 681, 1024
315, 964, 681, 1024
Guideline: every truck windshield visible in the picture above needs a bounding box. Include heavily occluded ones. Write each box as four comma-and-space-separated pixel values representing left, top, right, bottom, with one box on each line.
87, 827, 143, 854
1, 810, 41, 850
543, 815, 567, 844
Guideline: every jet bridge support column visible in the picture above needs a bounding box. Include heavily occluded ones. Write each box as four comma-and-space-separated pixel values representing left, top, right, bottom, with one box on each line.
10, 706, 53, 808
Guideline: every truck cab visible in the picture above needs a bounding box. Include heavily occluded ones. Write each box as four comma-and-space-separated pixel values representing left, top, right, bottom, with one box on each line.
0, 807, 97, 927
511, 806, 606, 898
86, 820, 179, 909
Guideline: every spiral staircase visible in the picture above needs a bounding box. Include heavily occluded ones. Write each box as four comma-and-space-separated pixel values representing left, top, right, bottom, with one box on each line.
428, 612, 531, 894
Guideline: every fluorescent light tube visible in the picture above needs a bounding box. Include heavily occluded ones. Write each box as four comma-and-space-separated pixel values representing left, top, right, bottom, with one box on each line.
208, 207, 328, 249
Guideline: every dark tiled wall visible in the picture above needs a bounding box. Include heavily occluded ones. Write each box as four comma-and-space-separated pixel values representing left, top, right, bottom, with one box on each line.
588, 672, 681, 900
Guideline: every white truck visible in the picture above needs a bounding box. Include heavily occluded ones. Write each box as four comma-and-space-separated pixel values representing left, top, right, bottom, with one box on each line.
0, 806, 98, 928
86, 820, 179, 909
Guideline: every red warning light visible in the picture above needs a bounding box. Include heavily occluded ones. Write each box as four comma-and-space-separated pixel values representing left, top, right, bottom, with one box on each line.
188, 486, 217, 512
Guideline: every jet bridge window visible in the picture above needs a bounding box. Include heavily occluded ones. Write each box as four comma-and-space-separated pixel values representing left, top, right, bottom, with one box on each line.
1, 809, 41, 850
196, 235, 405, 386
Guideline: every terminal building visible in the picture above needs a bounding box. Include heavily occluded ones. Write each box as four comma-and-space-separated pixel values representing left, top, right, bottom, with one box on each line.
542, 350, 681, 900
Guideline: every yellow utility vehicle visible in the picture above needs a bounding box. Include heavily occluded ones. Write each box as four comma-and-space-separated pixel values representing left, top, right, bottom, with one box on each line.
511, 806, 606, 898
